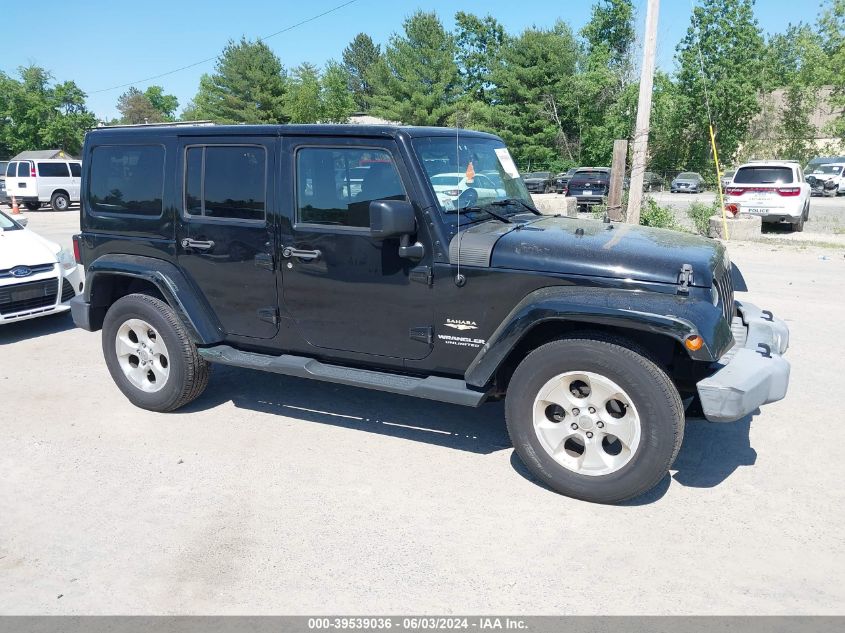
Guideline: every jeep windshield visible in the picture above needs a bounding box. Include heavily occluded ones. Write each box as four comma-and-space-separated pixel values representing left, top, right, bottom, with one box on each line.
412, 136, 533, 220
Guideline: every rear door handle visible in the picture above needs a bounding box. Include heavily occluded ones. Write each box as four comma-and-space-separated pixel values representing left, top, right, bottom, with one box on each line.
282, 246, 321, 261
181, 238, 215, 251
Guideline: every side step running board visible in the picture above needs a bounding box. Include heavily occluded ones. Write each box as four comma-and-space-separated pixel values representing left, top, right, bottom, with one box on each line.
198, 345, 488, 407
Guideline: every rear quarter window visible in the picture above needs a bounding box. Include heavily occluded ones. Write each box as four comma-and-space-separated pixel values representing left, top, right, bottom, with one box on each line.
734, 166, 794, 184
38, 162, 70, 177
88, 145, 165, 216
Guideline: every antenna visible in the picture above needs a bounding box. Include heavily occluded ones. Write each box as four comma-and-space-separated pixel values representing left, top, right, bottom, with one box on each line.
454, 112, 466, 287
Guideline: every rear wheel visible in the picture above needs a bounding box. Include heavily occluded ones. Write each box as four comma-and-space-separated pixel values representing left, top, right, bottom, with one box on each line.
505, 336, 684, 504
24, 202, 40, 211
102, 293, 210, 412
792, 212, 805, 232
50, 191, 70, 211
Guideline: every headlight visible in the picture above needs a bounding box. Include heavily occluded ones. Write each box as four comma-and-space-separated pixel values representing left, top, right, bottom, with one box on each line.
711, 284, 719, 306
56, 248, 76, 270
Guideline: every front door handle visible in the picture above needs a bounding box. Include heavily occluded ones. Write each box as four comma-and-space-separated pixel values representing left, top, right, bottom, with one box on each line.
181, 238, 215, 251
282, 246, 321, 261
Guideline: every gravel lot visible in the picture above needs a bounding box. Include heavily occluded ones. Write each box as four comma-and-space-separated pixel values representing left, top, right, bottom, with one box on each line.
2, 209, 845, 615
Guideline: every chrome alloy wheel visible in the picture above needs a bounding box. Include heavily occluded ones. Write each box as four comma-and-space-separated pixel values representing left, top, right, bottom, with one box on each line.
114, 318, 170, 393
532, 371, 641, 476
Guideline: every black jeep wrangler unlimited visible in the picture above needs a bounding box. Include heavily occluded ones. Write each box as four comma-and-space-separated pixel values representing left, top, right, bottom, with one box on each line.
70, 124, 790, 503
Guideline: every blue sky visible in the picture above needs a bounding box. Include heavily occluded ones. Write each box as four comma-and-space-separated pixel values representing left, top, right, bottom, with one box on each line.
5, 0, 799, 120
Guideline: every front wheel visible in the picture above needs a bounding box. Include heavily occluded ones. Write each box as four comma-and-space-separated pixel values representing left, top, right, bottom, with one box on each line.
505, 336, 684, 504
102, 293, 210, 412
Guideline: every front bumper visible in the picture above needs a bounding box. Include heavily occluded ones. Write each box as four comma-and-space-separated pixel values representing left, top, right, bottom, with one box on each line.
696, 301, 790, 422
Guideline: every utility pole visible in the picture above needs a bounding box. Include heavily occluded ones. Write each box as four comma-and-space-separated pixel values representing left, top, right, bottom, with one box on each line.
607, 139, 628, 221
626, 0, 660, 225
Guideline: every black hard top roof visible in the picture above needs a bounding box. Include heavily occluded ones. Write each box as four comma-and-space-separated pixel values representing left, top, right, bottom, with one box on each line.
86, 124, 502, 142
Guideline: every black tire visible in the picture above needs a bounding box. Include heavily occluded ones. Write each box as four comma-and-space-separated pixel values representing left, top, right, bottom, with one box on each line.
24, 202, 40, 211
505, 336, 684, 504
102, 293, 210, 412
50, 191, 70, 211
792, 212, 805, 232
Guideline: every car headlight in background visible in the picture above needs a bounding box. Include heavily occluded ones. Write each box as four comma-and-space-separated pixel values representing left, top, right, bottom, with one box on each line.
711, 284, 719, 307
56, 248, 76, 270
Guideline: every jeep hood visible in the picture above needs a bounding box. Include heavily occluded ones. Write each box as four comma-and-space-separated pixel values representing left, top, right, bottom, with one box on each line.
450, 215, 724, 288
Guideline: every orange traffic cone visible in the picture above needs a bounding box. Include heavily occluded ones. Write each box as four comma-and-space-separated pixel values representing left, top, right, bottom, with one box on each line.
11, 198, 20, 215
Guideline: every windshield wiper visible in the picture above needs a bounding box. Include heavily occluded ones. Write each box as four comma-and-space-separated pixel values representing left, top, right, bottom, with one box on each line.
489, 198, 542, 215
448, 204, 512, 223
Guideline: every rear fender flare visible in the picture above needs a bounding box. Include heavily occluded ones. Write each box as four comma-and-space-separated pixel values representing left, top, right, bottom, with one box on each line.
84, 253, 224, 345
465, 285, 728, 389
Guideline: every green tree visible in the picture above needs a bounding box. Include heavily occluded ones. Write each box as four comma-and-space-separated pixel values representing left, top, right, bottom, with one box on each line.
368, 11, 460, 125
116, 87, 162, 124
321, 61, 356, 123
144, 86, 179, 120
819, 1, 845, 137
0, 65, 95, 156
285, 63, 322, 123
674, 0, 764, 172
192, 37, 288, 124
342, 33, 381, 111
490, 22, 579, 168
581, 0, 636, 78
454, 12, 507, 104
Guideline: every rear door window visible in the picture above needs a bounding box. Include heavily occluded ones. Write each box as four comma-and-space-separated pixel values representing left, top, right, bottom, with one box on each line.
734, 166, 793, 184
17, 162, 31, 177
6, 162, 16, 177
88, 145, 165, 216
38, 162, 70, 177
183, 145, 266, 222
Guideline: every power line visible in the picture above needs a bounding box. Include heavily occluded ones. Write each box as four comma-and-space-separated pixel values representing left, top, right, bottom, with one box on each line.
87, 0, 360, 95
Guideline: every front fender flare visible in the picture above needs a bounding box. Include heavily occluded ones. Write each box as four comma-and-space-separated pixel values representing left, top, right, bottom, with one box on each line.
465, 285, 730, 389
84, 253, 224, 345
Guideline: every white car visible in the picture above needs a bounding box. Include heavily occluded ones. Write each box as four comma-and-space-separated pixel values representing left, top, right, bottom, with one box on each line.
806, 162, 845, 195
430, 172, 506, 210
4, 158, 82, 211
0, 210, 83, 325
725, 160, 811, 232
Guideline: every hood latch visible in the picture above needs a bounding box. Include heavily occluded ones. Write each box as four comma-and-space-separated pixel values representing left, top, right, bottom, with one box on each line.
677, 264, 693, 294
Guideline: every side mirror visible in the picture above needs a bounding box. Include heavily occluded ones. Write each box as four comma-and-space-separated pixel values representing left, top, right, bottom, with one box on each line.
369, 200, 416, 239
16, 216, 28, 227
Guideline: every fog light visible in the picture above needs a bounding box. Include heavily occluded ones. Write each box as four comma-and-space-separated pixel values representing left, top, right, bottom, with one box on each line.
685, 335, 704, 351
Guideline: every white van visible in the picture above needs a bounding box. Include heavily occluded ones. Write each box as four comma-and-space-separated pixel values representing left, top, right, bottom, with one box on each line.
5, 158, 82, 211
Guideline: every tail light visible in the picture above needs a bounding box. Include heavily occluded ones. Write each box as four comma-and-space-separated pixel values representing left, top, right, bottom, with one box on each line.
30, 164, 36, 177
776, 187, 801, 197
725, 187, 745, 196
72, 234, 82, 264
444, 189, 461, 196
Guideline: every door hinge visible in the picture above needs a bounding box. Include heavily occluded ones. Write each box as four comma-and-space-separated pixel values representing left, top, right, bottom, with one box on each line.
410, 266, 433, 286
677, 263, 693, 294
258, 307, 280, 325
409, 326, 433, 345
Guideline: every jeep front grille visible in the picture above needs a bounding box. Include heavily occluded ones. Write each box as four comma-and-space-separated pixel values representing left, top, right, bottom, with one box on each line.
0, 278, 59, 315
715, 266, 735, 323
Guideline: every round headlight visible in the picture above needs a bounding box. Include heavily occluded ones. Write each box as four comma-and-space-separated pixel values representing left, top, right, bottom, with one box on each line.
711, 284, 719, 306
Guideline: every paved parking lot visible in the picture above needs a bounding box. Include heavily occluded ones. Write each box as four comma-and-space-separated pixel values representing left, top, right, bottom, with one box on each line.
2, 210, 845, 614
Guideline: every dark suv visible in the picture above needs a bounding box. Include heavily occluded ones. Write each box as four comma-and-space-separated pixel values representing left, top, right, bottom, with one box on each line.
70, 124, 790, 504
